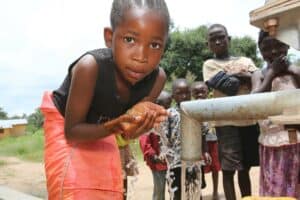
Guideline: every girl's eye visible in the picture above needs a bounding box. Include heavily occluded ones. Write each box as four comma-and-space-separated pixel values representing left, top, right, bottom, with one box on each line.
150, 42, 161, 49
123, 36, 135, 44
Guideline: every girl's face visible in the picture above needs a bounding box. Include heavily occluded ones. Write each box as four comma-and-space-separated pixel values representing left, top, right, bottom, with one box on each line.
172, 83, 191, 104
106, 8, 168, 85
191, 84, 208, 100
259, 36, 289, 63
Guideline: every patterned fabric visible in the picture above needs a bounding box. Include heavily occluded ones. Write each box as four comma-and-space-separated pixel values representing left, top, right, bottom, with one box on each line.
258, 75, 300, 147
203, 56, 258, 127
259, 143, 300, 199
159, 107, 181, 169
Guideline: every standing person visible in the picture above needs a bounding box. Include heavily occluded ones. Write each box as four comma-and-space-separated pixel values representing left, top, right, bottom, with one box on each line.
160, 78, 191, 200
203, 24, 260, 200
252, 30, 300, 199
139, 90, 172, 200
191, 81, 221, 200
39, 0, 170, 199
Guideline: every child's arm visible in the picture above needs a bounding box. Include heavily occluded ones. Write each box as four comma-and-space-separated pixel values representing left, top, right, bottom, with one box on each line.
206, 71, 240, 96
251, 69, 274, 93
201, 124, 211, 164
287, 65, 300, 88
63, 55, 145, 141
231, 71, 252, 85
252, 56, 289, 94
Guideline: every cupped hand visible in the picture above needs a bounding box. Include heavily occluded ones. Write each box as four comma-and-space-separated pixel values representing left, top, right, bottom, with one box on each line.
121, 101, 168, 139
103, 113, 138, 135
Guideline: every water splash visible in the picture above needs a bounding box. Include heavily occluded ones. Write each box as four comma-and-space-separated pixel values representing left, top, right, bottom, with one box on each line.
182, 161, 203, 200
157, 122, 204, 200
125, 141, 140, 200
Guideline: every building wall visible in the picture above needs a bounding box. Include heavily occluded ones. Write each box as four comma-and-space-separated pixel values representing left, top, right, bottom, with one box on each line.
0, 128, 11, 139
10, 124, 27, 137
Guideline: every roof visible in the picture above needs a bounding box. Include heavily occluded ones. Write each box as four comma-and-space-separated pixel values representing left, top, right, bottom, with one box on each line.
0, 119, 28, 129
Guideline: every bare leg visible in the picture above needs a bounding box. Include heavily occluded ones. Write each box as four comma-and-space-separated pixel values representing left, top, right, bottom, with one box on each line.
222, 170, 236, 200
212, 171, 219, 200
238, 168, 251, 197
123, 179, 127, 200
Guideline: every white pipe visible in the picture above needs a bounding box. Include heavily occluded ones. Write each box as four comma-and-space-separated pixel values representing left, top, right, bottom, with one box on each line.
180, 110, 202, 161
180, 89, 300, 161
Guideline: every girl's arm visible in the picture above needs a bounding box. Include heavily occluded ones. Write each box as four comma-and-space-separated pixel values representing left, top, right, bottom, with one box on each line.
287, 65, 300, 88
251, 69, 275, 93
64, 55, 136, 141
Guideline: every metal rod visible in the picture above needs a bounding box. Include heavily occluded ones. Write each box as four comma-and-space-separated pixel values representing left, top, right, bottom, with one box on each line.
180, 110, 202, 161
180, 89, 300, 122
180, 89, 300, 162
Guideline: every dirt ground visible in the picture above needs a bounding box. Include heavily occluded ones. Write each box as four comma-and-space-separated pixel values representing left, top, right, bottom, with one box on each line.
0, 156, 260, 200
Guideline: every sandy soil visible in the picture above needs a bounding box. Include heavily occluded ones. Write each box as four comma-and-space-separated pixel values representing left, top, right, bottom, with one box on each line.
0, 156, 260, 200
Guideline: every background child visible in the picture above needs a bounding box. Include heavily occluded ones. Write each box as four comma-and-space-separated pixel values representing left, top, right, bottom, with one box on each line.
251, 30, 300, 198
191, 81, 221, 200
159, 78, 191, 200
203, 24, 260, 200
40, 0, 170, 199
139, 90, 172, 200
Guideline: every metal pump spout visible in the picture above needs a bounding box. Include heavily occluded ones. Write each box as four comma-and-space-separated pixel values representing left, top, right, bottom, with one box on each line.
180, 89, 300, 162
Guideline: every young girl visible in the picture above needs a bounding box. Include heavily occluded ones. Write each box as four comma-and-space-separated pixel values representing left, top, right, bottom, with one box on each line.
40, 0, 170, 199
252, 30, 300, 199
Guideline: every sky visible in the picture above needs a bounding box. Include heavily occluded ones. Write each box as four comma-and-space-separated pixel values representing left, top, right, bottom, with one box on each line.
0, 0, 295, 116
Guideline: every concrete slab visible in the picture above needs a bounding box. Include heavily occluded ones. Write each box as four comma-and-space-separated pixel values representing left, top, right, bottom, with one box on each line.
0, 186, 42, 200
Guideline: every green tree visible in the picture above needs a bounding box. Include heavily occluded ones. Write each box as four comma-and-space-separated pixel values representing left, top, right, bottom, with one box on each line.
0, 107, 8, 119
160, 25, 262, 81
160, 26, 212, 81
230, 36, 263, 68
27, 108, 44, 133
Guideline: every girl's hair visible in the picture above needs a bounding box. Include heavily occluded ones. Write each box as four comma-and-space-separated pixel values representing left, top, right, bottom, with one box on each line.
258, 30, 269, 48
110, 0, 170, 32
